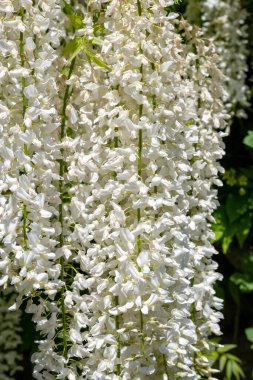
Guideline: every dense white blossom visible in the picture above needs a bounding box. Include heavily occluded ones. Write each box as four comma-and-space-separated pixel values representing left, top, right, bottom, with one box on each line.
0, 0, 227, 379
187, 0, 249, 117
0, 0, 66, 377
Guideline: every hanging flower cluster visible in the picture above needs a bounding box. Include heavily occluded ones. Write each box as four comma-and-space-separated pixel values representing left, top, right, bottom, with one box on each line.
0, 288, 23, 380
186, 0, 249, 118
0, 0, 227, 379
0, 0, 67, 377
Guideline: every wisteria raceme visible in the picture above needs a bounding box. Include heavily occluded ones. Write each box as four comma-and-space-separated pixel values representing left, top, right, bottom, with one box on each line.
0, 288, 23, 380
0, 0, 67, 377
0, 0, 227, 379
186, 0, 249, 118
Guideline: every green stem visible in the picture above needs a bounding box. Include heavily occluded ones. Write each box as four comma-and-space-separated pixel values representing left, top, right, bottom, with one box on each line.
151, 63, 159, 223
22, 203, 28, 250
115, 296, 121, 376
135, 0, 145, 357
139, 309, 145, 356
60, 58, 76, 140
137, 69, 145, 358
114, 128, 121, 374
138, 129, 142, 178
20, 6, 28, 249
137, 129, 145, 357
114, 128, 119, 149
137, 0, 142, 16
59, 57, 76, 359
60, 283, 67, 358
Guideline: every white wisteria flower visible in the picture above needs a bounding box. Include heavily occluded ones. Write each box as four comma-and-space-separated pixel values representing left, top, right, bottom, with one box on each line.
187, 0, 249, 117
0, 0, 227, 379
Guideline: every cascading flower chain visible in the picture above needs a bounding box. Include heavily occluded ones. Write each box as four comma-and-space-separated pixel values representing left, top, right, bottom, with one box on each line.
0, 0, 227, 379
186, 0, 249, 118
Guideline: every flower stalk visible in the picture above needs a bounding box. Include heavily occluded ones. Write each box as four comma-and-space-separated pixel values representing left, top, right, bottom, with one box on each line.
114, 107, 121, 375
136, 0, 146, 357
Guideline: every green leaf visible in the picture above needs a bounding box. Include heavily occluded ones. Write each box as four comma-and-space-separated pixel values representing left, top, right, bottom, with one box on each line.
219, 355, 227, 372
212, 223, 225, 241
230, 273, 253, 293
216, 199, 250, 253
222, 234, 233, 254
63, 37, 83, 55
226, 353, 242, 363
93, 23, 106, 36
91, 37, 103, 46
69, 11, 84, 29
63, 37, 83, 66
218, 344, 237, 353
226, 360, 233, 380
231, 361, 245, 380
235, 212, 251, 248
243, 131, 253, 148
206, 349, 219, 361
83, 43, 110, 70
212, 208, 226, 242
226, 194, 248, 223
63, 1, 72, 15
245, 327, 253, 343
61, 66, 69, 77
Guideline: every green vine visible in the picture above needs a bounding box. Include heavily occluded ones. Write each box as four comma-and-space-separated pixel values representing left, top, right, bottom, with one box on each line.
114, 98, 121, 375
115, 297, 121, 376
